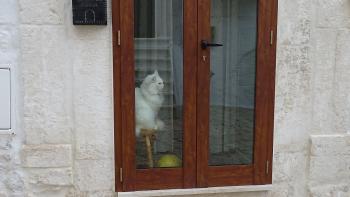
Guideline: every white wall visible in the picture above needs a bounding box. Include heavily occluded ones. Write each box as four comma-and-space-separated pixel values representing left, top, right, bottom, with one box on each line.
0, 0, 24, 196
14, 0, 114, 196
0, 0, 349, 196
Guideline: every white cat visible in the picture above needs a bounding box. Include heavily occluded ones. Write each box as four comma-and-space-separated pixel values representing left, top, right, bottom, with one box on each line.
135, 70, 165, 137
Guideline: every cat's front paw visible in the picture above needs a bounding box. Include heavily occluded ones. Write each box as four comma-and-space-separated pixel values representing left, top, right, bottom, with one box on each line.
155, 119, 165, 131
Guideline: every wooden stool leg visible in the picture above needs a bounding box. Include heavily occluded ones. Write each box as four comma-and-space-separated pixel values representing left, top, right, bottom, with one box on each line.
144, 135, 154, 168
141, 129, 156, 168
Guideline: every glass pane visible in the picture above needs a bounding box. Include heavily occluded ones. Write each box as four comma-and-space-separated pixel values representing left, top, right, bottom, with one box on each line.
209, 0, 257, 166
134, 0, 183, 169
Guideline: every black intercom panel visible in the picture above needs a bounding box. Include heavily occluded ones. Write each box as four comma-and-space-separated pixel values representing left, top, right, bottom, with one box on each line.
72, 0, 107, 25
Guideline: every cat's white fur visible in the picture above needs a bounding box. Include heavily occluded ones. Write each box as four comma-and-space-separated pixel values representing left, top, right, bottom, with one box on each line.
135, 70, 165, 136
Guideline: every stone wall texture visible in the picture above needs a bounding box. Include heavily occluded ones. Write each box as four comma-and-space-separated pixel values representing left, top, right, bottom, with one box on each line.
0, 0, 349, 196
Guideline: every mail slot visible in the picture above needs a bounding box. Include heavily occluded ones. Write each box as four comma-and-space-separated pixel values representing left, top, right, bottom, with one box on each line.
0, 69, 11, 130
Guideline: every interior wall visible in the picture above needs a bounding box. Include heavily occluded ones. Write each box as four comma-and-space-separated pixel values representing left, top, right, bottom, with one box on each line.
210, 0, 257, 109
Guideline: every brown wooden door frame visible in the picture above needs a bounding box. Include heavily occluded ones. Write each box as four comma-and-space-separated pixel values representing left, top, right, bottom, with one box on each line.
253, 0, 278, 184
113, 0, 278, 192
196, 0, 278, 187
112, 0, 122, 192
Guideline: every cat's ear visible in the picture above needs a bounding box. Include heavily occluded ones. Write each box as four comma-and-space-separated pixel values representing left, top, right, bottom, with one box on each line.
152, 76, 157, 82
154, 70, 159, 76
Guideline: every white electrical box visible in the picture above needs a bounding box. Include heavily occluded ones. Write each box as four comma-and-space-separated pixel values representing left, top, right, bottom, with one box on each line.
0, 69, 11, 130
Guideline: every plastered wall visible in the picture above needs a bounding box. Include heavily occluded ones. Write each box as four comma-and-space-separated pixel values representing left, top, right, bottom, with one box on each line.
0, 0, 349, 196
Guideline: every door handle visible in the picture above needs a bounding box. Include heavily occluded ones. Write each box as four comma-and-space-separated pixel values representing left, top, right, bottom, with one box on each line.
201, 40, 223, 49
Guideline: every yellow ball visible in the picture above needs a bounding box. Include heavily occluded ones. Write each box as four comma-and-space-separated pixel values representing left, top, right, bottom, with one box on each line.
157, 154, 181, 168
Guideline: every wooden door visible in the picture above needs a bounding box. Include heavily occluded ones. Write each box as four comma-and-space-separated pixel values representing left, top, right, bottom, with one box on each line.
196, 0, 277, 187
113, 0, 277, 191
114, 0, 197, 191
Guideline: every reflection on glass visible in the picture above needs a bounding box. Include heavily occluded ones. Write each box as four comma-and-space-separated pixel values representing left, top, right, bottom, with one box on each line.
134, 0, 183, 169
209, 0, 257, 166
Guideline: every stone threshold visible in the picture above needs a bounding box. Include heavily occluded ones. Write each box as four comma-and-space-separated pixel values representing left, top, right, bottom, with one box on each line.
118, 184, 273, 197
